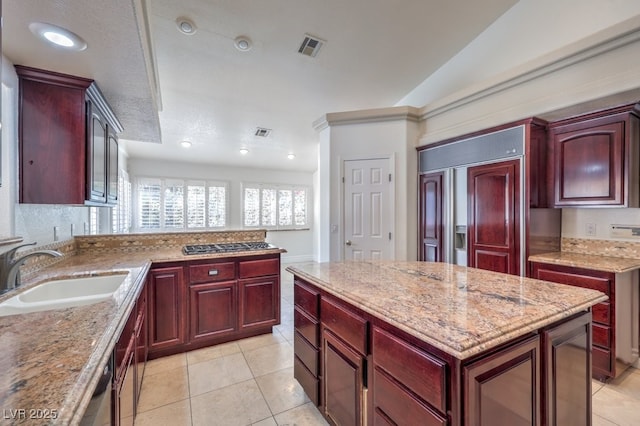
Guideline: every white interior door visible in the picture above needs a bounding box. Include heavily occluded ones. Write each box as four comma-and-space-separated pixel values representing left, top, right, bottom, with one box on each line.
344, 158, 393, 260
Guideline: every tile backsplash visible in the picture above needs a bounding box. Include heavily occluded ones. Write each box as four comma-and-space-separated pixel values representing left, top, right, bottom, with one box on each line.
562, 237, 640, 259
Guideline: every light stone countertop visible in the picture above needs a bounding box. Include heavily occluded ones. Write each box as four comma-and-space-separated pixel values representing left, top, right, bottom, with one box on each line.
286, 261, 608, 360
529, 251, 640, 273
0, 246, 285, 425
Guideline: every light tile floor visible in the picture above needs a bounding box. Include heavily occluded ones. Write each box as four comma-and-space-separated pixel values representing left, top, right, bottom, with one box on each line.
134, 265, 640, 426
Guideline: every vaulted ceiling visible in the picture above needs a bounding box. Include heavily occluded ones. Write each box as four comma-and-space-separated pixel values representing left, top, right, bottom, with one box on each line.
3, 0, 518, 172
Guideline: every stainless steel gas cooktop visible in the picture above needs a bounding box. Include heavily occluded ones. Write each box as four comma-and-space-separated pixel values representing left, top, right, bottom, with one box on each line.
182, 242, 275, 255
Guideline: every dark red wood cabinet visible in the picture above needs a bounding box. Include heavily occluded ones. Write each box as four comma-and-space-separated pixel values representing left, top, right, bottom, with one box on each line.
467, 159, 520, 276
550, 103, 640, 207
321, 297, 368, 426
292, 275, 594, 426
15, 65, 122, 206
417, 118, 560, 274
148, 254, 281, 359
113, 280, 147, 425
293, 280, 321, 406
464, 335, 540, 426
148, 266, 187, 352
531, 262, 615, 380
419, 172, 444, 262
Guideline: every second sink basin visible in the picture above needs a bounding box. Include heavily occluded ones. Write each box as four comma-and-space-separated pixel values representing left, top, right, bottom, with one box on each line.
0, 274, 128, 316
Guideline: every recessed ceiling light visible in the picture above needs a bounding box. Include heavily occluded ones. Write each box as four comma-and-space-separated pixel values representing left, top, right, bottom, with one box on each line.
287, 153, 296, 160
180, 140, 192, 148
234, 36, 252, 51
240, 148, 249, 155
29, 22, 87, 51
176, 17, 197, 35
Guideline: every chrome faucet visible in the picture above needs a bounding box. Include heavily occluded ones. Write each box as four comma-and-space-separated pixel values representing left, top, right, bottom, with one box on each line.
0, 242, 63, 294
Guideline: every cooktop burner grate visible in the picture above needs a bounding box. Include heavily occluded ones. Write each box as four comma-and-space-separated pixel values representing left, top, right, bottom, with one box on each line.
182, 241, 273, 255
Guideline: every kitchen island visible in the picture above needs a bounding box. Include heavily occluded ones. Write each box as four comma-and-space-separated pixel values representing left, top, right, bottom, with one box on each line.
287, 261, 608, 426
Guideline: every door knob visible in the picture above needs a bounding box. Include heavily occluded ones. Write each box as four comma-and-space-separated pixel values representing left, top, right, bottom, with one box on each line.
345, 240, 352, 246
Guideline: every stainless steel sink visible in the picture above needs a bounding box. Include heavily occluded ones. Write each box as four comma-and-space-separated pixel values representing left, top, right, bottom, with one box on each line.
0, 274, 128, 316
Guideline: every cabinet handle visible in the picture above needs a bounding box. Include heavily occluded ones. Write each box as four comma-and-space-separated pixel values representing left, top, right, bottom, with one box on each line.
208, 269, 219, 276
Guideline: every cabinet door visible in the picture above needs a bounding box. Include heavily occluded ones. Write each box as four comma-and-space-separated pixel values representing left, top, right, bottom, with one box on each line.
419, 172, 443, 262
87, 101, 107, 204
17, 70, 89, 204
542, 313, 592, 426
531, 262, 614, 380
468, 159, 520, 275
239, 276, 280, 330
552, 120, 625, 207
323, 329, 366, 426
464, 335, 540, 426
107, 126, 119, 204
148, 267, 186, 352
189, 280, 237, 342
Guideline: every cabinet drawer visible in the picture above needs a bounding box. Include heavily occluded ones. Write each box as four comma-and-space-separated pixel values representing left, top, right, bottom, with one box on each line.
592, 324, 611, 349
294, 281, 319, 318
373, 369, 447, 426
189, 262, 235, 283
373, 327, 447, 413
294, 356, 319, 406
592, 302, 610, 325
294, 331, 319, 374
239, 257, 279, 279
294, 307, 319, 347
593, 346, 613, 374
535, 267, 611, 295
321, 297, 367, 355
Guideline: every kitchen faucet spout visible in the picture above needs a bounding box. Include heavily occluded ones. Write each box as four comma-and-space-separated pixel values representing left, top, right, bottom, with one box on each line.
0, 243, 63, 294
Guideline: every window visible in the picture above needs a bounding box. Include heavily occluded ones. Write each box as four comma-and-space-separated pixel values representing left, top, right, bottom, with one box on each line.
135, 177, 228, 231
112, 170, 132, 234
243, 183, 309, 230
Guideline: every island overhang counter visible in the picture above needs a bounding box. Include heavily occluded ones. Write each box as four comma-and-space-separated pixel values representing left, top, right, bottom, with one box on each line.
287, 261, 608, 426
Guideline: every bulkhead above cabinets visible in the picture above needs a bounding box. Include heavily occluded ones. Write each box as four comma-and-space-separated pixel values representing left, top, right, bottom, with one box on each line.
15, 66, 123, 207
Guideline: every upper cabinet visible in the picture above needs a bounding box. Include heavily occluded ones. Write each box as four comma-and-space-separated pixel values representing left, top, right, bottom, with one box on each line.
550, 103, 640, 208
16, 66, 123, 206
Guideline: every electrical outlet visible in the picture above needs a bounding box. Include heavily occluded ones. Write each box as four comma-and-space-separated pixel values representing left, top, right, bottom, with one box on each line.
53, 226, 60, 241
586, 223, 596, 236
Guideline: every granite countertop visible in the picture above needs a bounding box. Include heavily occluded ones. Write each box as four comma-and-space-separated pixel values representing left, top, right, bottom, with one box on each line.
286, 261, 608, 360
0, 246, 285, 425
529, 251, 640, 273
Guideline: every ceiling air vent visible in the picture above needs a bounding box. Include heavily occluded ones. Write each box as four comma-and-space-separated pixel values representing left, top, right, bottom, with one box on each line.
298, 34, 324, 57
255, 127, 272, 137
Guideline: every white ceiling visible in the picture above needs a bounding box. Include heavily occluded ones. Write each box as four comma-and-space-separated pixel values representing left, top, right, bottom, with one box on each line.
3, 0, 518, 172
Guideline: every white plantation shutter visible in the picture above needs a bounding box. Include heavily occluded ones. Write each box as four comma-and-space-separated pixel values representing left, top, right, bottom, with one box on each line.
244, 188, 260, 226
164, 180, 184, 228
208, 185, 227, 227
294, 189, 307, 226
112, 170, 132, 234
187, 181, 206, 228
243, 183, 309, 230
134, 177, 228, 230
138, 178, 161, 229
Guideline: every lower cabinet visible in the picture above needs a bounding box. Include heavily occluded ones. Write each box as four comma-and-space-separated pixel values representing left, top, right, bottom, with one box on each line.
543, 312, 592, 426
189, 280, 237, 342
323, 329, 366, 426
464, 335, 540, 426
148, 254, 281, 358
239, 276, 280, 330
148, 266, 186, 352
531, 261, 617, 380
113, 281, 147, 426
292, 275, 594, 426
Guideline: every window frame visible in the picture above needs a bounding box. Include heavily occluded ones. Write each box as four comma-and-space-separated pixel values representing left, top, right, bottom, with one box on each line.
134, 176, 230, 232
242, 182, 311, 231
